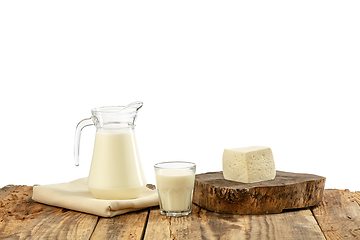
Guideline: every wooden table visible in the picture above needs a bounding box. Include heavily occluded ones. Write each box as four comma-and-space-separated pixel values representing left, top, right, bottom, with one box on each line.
1, 185, 360, 239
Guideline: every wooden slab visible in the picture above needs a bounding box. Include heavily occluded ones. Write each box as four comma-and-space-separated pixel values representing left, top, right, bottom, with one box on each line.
0, 185, 98, 239
193, 170, 325, 214
4, 185, 360, 239
90, 209, 149, 239
144, 204, 326, 240
354, 191, 360, 206
311, 189, 360, 239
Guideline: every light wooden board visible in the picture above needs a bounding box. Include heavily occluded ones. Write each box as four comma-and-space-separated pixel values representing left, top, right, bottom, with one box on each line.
0, 185, 98, 240
144, 204, 326, 240
311, 189, 360, 240
2, 185, 360, 240
353, 191, 360, 206
90, 209, 149, 239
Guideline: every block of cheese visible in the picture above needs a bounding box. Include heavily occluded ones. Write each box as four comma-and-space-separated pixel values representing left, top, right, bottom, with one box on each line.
222, 146, 276, 183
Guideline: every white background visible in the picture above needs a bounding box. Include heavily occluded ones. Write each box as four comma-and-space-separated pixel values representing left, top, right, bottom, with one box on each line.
1, 1, 359, 191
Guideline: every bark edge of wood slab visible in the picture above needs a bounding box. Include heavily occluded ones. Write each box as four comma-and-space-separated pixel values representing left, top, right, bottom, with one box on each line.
192, 170, 326, 215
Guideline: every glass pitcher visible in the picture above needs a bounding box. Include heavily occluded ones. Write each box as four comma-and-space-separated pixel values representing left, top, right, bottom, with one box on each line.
74, 101, 146, 200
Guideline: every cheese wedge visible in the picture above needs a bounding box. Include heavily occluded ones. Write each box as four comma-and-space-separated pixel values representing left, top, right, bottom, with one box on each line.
222, 146, 276, 183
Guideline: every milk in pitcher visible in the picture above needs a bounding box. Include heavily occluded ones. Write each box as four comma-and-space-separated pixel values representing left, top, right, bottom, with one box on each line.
88, 130, 146, 199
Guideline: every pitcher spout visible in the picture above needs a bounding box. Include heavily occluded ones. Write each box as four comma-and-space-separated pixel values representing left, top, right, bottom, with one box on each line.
125, 101, 143, 112
91, 101, 143, 129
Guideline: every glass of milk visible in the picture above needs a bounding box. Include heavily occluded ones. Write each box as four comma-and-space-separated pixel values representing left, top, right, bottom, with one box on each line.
154, 161, 196, 217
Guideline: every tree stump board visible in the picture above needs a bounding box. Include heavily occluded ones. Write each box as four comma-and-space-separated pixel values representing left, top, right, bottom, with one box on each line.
193, 170, 326, 215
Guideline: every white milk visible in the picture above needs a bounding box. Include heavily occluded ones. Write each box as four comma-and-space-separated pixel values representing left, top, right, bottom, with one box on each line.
87, 130, 146, 200
155, 169, 195, 212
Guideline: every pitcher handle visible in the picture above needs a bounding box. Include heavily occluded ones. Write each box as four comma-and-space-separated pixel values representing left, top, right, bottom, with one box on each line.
74, 118, 94, 166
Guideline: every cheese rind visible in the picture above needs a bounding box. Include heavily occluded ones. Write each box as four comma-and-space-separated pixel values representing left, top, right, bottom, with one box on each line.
222, 146, 276, 183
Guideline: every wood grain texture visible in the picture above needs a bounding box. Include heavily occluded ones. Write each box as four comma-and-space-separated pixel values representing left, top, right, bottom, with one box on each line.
90, 209, 149, 240
2, 185, 360, 240
193, 171, 325, 214
353, 191, 360, 206
0, 185, 98, 240
311, 189, 360, 240
144, 204, 326, 240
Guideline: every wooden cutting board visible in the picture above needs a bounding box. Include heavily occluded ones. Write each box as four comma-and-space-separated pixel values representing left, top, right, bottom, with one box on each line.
192, 171, 325, 214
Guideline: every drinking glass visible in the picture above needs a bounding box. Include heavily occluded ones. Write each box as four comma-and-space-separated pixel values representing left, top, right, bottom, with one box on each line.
154, 162, 196, 217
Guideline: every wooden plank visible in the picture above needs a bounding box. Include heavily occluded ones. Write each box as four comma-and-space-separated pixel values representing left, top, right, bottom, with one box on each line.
0, 185, 98, 240
143, 206, 171, 239
243, 209, 326, 240
90, 208, 149, 240
2, 185, 360, 239
193, 171, 325, 214
144, 204, 325, 240
353, 191, 360, 206
311, 189, 360, 240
